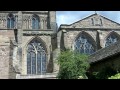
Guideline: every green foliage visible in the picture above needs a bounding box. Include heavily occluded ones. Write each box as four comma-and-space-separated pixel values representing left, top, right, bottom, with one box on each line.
108, 73, 120, 79
57, 50, 89, 79
88, 67, 117, 79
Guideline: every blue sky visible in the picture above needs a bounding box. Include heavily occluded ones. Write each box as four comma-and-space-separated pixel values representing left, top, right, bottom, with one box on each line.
56, 11, 120, 27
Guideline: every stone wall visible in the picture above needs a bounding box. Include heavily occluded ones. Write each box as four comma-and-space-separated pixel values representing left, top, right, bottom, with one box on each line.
0, 29, 17, 79
0, 36, 10, 79
9, 42, 17, 79
0, 29, 15, 40
22, 13, 48, 30
58, 29, 120, 51
21, 34, 54, 75
0, 11, 58, 79
58, 14, 120, 51
0, 12, 18, 29
58, 29, 97, 51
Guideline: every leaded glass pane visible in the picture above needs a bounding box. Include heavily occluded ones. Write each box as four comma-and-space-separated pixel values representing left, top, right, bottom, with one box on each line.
27, 44, 34, 52
37, 52, 41, 74
27, 53, 31, 74
105, 34, 118, 47
42, 52, 46, 73
32, 18, 35, 29
31, 52, 36, 74
32, 15, 39, 29
74, 34, 95, 55
7, 18, 10, 28
35, 18, 39, 29
11, 18, 14, 28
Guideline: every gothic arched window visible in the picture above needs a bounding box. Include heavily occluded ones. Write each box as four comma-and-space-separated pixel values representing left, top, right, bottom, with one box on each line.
32, 15, 40, 29
27, 38, 46, 75
74, 32, 95, 55
105, 33, 119, 47
7, 14, 15, 29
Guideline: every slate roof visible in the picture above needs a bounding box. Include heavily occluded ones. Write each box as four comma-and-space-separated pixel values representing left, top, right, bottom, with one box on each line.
88, 40, 120, 64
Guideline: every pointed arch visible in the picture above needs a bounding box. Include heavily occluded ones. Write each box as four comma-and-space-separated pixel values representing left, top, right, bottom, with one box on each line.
26, 37, 47, 75
74, 31, 96, 55
7, 13, 15, 29
32, 14, 40, 29
25, 37, 47, 53
105, 31, 120, 47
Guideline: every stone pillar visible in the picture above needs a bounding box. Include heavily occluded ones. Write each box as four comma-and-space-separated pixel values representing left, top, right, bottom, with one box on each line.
17, 11, 22, 44
41, 18, 44, 29
52, 31, 63, 74
43, 17, 47, 29
17, 11, 23, 73
49, 11, 57, 33
53, 48, 60, 74
96, 30, 101, 50
57, 31, 62, 49
97, 30, 104, 48
12, 46, 20, 73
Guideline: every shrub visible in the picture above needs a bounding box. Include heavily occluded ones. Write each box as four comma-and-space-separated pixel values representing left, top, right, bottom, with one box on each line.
57, 50, 89, 79
88, 67, 117, 79
108, 73, 120, 79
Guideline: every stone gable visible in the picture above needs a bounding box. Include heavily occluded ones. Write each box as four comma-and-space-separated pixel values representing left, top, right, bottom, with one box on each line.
60, 14, 120, 29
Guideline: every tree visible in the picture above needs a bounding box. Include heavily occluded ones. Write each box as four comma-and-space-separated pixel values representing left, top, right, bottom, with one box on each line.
108, 73, 120, 79
57, 50, 90, 79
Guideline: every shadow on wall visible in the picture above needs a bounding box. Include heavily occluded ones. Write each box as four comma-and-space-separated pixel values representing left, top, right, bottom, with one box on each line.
47, 52, 53, 73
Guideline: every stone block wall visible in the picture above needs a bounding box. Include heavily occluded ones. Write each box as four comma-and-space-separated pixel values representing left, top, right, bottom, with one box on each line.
59, 29, 97, 51
0, 36, 10, 79
21, 34, 54, 75
58, 29, 120, 51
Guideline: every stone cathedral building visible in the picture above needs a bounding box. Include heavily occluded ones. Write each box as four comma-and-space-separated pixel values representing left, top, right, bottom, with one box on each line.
1, 11, 120, 79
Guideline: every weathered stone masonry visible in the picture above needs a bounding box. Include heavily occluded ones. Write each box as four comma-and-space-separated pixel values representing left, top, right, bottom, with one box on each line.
0, 11, 58, 79
1, 11, 120, 79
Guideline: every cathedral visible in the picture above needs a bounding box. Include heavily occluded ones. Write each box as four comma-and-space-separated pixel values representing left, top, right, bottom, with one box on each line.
0, 11, 120, 79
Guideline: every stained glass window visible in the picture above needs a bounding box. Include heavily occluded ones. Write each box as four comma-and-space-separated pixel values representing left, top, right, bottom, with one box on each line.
105, 34, 118, 47
7, 14, 15, 29
32, 15, 40, 29
74, 33, 95, 55
27, 39, 46, 75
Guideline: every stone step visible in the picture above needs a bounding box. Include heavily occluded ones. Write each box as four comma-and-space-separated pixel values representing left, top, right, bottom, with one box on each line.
16, 73, 57, 79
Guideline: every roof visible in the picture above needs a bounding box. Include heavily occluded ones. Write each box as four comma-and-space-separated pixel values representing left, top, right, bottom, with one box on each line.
58, 13, 120, 31
88, 40, 120, 64
61, 13, 120, 26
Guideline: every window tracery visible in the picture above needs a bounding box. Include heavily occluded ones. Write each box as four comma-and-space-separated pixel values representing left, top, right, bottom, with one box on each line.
105, 33, 118, 47
74, 33, 95, 54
